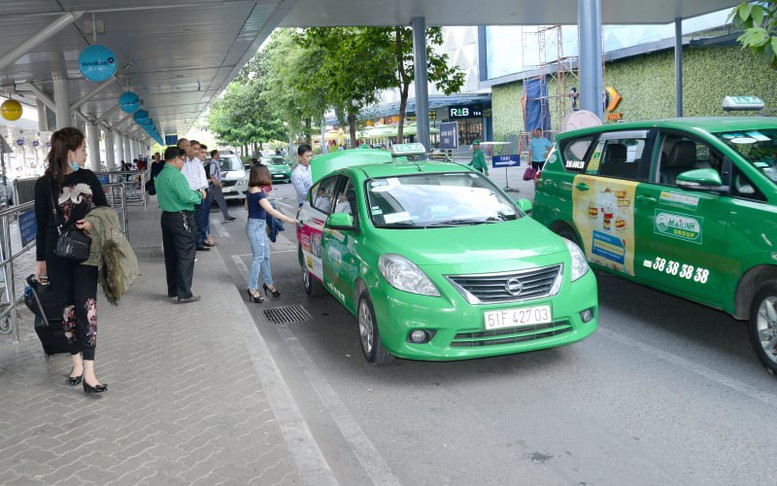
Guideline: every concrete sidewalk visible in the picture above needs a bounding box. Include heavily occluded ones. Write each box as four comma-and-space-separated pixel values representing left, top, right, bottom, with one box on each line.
0, 205, 335, 485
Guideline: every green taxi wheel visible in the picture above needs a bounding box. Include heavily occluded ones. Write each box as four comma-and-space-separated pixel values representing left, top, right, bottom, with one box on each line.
302, 266, 325, 297
748, 281, 777, 376
357, 293, 394, 366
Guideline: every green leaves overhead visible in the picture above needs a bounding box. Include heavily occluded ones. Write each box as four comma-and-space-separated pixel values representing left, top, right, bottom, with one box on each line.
731, 1, 777, 68
208, 26, 465, 148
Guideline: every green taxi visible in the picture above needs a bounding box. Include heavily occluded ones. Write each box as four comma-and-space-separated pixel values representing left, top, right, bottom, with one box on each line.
297, 145, 597, 365
532, 117, 777, 373
261, 155, 292, 183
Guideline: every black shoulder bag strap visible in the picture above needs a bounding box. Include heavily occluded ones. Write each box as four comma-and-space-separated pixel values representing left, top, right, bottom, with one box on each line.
48, 179, 66, 237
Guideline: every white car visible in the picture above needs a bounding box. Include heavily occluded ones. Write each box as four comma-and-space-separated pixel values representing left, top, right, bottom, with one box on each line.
216, 154, 248, 201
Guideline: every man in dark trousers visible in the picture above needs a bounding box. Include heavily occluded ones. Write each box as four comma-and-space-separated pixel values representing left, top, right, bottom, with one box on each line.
155, 146, 205, 304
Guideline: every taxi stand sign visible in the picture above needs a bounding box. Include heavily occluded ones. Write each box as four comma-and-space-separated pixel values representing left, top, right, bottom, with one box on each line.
391, 143, 427, 159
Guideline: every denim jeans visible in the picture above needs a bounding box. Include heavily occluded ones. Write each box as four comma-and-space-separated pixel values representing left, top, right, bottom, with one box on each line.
246, 218, 273, 290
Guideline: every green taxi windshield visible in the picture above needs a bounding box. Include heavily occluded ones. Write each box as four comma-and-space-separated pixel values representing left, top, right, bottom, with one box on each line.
366, 172, 520, 228
715, 129, 777, 185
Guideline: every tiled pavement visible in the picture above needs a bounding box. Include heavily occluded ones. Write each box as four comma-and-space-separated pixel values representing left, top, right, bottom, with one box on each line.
0, 205, 335, 485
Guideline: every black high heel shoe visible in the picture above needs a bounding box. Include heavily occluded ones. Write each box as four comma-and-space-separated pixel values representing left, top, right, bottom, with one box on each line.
83, 381, 107, 394
263, 283, 281, 297
67, 369, 83, 386
246, 288, 264, 303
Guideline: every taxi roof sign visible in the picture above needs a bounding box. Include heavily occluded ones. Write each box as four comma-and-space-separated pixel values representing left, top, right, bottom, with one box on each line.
722, 96, 764, 111
391, 143, 427, 158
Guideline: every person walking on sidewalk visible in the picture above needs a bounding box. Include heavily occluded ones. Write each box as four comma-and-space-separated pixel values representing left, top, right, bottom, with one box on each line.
207, 149, 236, 222
244, 165, 297, 303
156, 146, 205, 304
34, 127, 109, 394
468, 139, 489, 176
291, 144, 313, 207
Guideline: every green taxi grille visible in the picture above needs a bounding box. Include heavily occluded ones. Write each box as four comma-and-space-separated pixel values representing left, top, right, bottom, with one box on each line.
447, 265, 562, 304
450, 321, 572, 347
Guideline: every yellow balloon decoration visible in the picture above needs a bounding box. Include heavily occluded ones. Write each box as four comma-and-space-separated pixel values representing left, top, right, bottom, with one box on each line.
1, 99, 23, 121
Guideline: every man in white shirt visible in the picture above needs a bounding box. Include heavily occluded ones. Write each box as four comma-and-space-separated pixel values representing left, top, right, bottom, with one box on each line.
291, 144, 313, 207
177, 138, 211, 251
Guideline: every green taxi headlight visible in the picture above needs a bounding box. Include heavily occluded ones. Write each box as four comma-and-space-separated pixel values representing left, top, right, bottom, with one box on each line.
563, 238, 589, 281
378, 254, 440, 297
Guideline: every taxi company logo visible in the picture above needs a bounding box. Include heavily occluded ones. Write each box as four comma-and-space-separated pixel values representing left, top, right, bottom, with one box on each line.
504, 277, 524, 296
655, 211, 702, 243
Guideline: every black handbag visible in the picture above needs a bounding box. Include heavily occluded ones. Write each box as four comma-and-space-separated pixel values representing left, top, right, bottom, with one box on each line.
49, 181, 92, 262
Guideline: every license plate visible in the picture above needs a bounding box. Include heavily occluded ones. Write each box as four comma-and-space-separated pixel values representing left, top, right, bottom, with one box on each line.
484, 305, 552, 330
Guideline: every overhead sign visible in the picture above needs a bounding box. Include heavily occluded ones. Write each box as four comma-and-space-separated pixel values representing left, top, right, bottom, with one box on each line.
492, 155, 521, 168
439, 121, 459, 150
449, 104, 483, 119
1, 99, 22, 121
79, 44, 117, 82
119, 91, 141, 113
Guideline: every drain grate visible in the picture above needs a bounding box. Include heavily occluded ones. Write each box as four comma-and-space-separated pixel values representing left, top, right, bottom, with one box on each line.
263, 305, 312, 324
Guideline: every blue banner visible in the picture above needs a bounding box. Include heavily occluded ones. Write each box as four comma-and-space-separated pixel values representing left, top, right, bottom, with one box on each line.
164, 134, 179, 146
491, 154, 521, 168
439, 122, 458, 150
19, 209, 37, 247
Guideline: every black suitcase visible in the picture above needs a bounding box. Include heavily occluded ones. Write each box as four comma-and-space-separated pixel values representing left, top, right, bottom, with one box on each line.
24, 274, 69, 357
34, 315, 69, 356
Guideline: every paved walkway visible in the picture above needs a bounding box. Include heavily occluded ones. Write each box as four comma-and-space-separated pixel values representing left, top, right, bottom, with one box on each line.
0, 205, 336, 485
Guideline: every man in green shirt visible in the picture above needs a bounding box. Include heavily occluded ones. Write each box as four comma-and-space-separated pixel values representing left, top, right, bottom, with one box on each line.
468, 139, 489, 176
157, 146, 205, 304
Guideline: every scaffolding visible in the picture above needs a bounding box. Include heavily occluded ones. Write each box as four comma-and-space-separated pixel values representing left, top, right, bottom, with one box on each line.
519, 25, 579, 152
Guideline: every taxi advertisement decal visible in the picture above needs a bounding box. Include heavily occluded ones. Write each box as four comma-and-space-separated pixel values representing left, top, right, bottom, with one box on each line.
572, 175, 637, 275
654, 210, 703, 244
299, 224, 324, 279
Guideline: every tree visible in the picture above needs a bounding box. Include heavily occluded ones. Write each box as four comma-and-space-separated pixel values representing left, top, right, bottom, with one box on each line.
296, 28, 396, 147
362, 26, 465, 142
207, 49, 286, 150
731, 2, 777, 69
262, 30, 329, 147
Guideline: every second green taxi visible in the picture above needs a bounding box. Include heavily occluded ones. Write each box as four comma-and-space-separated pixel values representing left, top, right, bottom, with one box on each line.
297, 145, 597, 365
532, 117, 777, 374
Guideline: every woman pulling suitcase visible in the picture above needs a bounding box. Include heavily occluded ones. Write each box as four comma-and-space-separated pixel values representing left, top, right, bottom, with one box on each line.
33, 127, 109, 394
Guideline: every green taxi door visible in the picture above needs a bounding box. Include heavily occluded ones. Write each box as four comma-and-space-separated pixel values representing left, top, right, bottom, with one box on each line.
322, 176, 360, 312
630, 133, 730, 307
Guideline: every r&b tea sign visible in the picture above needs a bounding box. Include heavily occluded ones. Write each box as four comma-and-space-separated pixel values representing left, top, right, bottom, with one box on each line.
449, 104, 483, 119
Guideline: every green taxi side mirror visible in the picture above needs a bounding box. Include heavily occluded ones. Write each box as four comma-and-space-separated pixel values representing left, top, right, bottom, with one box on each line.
514, 197, 533, 214
676, 168, 723, 189
326, 212, 355, 230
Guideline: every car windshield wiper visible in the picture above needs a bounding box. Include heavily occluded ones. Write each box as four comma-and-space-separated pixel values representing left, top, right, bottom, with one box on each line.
425, 218, 496, 227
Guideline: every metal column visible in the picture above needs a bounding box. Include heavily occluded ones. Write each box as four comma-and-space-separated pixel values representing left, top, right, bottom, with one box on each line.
578, 0, 604, 120
52, 72, 71, 129
105, 129, 116, 170
411, 17, 430, 153
123, 136, 131, 165
674, 17, 683, 118
86, 121, 101, 171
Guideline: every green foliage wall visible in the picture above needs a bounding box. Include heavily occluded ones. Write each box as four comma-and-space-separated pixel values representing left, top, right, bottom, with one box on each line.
492, 46, 777, 142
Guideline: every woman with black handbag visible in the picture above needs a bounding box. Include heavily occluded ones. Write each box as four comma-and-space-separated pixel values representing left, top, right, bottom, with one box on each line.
34, 127, 109, 394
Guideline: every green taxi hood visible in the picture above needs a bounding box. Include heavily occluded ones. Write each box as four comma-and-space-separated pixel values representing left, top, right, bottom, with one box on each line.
372, 217, 567, 267
312, 150, 394, 184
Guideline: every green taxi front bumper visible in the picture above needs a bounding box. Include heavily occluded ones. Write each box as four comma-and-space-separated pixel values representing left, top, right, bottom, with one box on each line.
368, 269, 598, 361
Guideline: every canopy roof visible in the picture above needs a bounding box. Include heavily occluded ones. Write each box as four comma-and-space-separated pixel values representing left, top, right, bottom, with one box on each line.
0, 0, 740, 144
